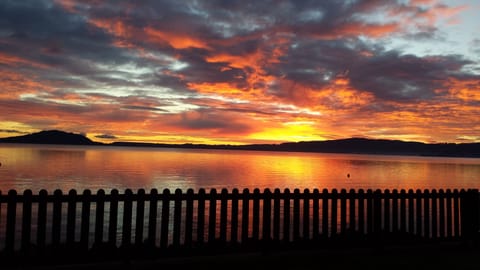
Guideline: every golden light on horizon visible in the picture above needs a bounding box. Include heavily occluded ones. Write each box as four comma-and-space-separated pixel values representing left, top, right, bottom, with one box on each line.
248, 122, 327, 143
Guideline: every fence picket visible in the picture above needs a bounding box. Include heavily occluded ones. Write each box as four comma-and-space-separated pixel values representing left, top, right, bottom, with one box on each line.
80, 189, 92, 250
208, 189, 217, 244
135, 189, 146, 246
37, 190, 48, 249
160, 189, 170, 249
6, 190, 17, 253
220, 189, 228, 243
21, 190, 33, 253
312, 189, 320, 239
94, 189, 105, 245
293, 188, 300, 241
184, 189, 194, 247
52, 189, 62, 247
273, 189, 281, 241
252, 188, 260, 241
197, 189, 206, 245
283, 189, 291, 242
108, 189, 119, 247
231, 189, 239, 244
173, 189, 182, 247
263, 189, 272, 241
241, 188, 249, 244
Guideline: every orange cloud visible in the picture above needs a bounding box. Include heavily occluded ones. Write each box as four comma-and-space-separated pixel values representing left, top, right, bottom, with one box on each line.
144, 27, 210, 50
342, 23, 400, 38
0, 53, 50, 69
206, 52, 262, 70
0, 70, 53, 98
446, 78, 480, 101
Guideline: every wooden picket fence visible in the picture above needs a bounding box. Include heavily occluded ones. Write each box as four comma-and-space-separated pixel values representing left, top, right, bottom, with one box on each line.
0, 188, 479, 257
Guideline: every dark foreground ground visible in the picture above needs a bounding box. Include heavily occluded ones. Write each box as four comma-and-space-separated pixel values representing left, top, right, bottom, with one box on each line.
4, 242, 479, 270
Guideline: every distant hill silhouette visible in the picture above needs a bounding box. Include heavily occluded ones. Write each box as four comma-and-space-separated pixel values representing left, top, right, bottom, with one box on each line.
112, 137, 480, 158
0, 130, 99, 145
1, 130, 479, 157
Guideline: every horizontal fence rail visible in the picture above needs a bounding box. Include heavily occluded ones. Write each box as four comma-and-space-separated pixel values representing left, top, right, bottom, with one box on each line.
0, 188, 479, 256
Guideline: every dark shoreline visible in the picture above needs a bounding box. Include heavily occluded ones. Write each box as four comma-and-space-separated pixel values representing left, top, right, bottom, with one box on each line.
1, 130, 480, 158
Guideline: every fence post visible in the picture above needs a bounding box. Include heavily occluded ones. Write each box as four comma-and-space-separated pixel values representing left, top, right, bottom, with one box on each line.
312, 189, 320, 239
454, 189, 460, 237
423, 189, 430, 239
358, 189, 365, 235
184, 188, 194, 247
52, 189, 63, 248
21, 189, 33, 254
37, 189, 48, 250
197, 189, 206, 246
461, 189, 479, 242
263, 189, 272, 242
431, 189, 438, 239
231, 189, 239, 245
366, 189, 373, 236
121, 189, 133, 248
384, 189, 390, 233
373, 189, 381, 238
322, 189, 329, 237
340, 189, 347, 234
273, 188, 281, 241
471, 189, 480, 244
408, 189, 414, 235
303, 189, 310, 240
80, 189, 92, 251
220, 188, 228, 244
241, 188, 250, 245
399, 189, 406, 233
173, 189, 182, 247
439, 189, 446, 239
208, 189, 217, 244
160, 188, 171, 249
283, 189, 291, 243
252, 188, 260, 242
293, 188, 300, 241
349, 189, 356, 234
6, 189, 17, 254
94, 189, 106, 246
67, 189, 77, 247
416, 189, 422, 237
108, 189, 119, 247
322, 188, 330, 238
331, 189, 338, 236
392, 189, 399, 233
135, 189, 146, 246
147, 188, 158, 247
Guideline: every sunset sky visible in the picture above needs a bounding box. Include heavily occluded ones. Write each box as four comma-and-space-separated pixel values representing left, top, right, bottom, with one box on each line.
1, 0, 479, 144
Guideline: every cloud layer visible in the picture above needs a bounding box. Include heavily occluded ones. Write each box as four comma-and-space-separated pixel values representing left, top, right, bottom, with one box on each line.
0, 0, 479, 143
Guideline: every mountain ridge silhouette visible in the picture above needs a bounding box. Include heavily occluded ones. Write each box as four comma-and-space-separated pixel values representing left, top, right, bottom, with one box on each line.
1, 130, 479, 157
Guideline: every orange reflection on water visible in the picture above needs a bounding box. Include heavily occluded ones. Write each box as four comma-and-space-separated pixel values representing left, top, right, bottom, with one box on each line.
1, 144, 480, 193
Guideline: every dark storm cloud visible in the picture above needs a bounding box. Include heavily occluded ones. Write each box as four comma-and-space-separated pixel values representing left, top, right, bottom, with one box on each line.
122, 105, 167, 112
349, 53, 474, 101
95, 134, 117, 139
168, 108, 253, 134
0, 129, 27, 134
274, 37, 477, 103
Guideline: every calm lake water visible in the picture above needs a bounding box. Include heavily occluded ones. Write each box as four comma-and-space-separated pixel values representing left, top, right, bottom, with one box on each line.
1, 143, 480, 193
